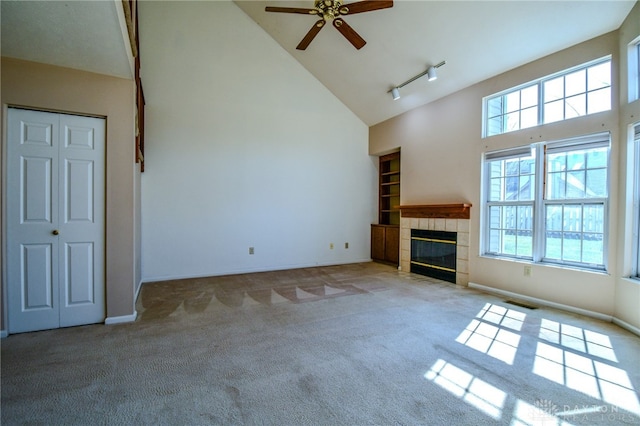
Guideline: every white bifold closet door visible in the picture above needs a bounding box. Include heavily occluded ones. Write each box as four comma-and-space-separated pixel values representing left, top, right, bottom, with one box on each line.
7, 108, 105, 334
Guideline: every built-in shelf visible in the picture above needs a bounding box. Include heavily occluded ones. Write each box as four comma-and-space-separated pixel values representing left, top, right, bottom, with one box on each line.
399, 203, 471, 219
373, 151, 400, 266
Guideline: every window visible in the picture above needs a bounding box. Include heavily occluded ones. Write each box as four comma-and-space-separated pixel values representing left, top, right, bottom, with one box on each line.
485, 147, 536, 258
484, 58, 611, 137
543, 140, 608, 266
543, 61, 611, 124
483, 133, 610, 270
486, 85, 539, 136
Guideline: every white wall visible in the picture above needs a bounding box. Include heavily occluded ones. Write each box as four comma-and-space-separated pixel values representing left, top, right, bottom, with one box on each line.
139, 1, 375, 281
371, 31, 631, 318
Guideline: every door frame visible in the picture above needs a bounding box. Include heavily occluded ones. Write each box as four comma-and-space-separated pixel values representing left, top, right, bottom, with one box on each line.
2, 105, 108, 335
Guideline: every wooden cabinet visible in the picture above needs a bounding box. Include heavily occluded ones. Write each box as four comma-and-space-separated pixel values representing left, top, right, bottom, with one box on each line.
371, 224, 399, 265
372, 151, 400, 265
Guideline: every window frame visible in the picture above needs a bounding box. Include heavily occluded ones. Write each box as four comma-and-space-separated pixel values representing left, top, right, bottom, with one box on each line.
637, 42, 640, 101
632, 40, 640, 100
482, 132, 611, 271
483, 57, 612, 138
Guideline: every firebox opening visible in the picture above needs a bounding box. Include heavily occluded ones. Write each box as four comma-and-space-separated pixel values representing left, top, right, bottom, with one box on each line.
411, 229, 457, 283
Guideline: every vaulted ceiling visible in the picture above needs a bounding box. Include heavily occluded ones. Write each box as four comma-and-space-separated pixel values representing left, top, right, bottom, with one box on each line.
236, 0, 636, 125
2, 0, 636, 126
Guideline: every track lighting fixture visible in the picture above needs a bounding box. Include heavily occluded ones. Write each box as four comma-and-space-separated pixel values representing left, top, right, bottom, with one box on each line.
388, 60, 445, 100
427, 66, 437, 81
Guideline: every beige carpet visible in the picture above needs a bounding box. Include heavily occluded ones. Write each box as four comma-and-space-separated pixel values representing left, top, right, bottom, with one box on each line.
2, 262, 640, 425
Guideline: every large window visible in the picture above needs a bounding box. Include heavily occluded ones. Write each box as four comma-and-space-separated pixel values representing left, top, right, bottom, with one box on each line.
484, 58, 611, 137
483, 133, 610, 270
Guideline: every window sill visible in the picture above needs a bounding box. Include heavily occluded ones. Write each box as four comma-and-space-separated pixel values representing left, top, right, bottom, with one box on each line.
621, 276, 640, 285
480, 254, 609, 276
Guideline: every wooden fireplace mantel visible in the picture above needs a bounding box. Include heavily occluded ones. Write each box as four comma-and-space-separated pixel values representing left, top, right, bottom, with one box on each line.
399, 203, 471, 219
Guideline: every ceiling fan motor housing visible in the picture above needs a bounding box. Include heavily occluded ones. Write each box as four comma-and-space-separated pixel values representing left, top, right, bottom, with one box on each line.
315, 0, 347, 21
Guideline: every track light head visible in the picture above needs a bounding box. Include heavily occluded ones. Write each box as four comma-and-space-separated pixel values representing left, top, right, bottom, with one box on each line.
391, 87, 400, 100
427, 66, 437, 81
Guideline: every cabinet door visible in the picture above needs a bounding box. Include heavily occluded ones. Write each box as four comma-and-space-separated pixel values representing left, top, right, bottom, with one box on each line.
385, 226, 400, 265
371, 225, 385, 261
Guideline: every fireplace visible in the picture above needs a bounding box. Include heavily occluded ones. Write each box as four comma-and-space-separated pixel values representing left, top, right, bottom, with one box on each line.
411, 229, 457, 283
399, 203, 471, 286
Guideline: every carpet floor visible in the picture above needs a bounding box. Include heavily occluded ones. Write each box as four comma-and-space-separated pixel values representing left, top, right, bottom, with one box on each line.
2, 262, 639, 425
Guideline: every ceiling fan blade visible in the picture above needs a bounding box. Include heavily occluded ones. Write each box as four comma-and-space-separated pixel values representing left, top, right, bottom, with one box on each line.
265, 6, 317, 15
340, 0, 393, 15
332, 18, 366, 50
297, 20, 325, 50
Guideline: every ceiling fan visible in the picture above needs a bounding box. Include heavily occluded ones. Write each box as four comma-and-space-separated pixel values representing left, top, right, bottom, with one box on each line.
265, 0, 393, 50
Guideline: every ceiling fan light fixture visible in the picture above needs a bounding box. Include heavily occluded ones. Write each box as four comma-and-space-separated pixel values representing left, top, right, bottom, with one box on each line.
427, 66, 437, 81
391, 87, 400, 100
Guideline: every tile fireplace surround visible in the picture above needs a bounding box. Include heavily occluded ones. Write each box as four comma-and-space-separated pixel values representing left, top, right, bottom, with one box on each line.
399, 204, 471, 286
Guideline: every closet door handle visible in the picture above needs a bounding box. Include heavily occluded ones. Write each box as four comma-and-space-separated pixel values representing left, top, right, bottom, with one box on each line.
52, 229, 59, 236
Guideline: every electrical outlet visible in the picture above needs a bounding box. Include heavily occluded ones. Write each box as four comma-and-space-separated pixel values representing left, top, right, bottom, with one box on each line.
524, 265, 532, 277
330, 243, 334, 250
249, 247, 254, 255
345, 242, 349, 249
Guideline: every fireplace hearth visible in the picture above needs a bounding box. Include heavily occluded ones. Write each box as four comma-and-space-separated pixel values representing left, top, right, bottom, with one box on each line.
411, 229, 457, 283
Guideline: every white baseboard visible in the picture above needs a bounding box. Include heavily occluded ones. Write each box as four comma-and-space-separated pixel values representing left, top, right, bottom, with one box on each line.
467, 282, 613, 322
105, 311, 137, 325
135, 279, 143, 302
612, 317, 640, 337
0, 330, 7, 338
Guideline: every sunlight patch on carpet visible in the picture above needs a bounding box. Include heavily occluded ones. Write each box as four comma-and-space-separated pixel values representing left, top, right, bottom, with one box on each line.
425, 359, 506, 420
511, 399, 574, 425
533, 341, 640, 415
538, 319, 618, 362
455, 303, 526, 365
